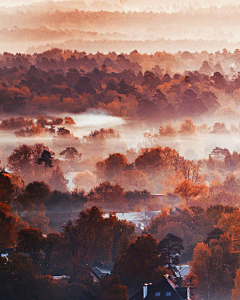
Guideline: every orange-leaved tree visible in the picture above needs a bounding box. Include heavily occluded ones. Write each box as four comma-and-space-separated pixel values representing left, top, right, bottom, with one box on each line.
174, 159, 208, 205
174, 180, 208, 206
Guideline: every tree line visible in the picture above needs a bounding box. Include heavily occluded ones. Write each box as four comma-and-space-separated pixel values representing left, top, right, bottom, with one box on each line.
2, 49, 240, 120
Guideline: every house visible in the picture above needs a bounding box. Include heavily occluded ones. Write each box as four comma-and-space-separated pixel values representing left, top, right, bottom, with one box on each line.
0, 248, 14, 260
104, 210, 161, 230
52, 275, 70, 281
176, 265, 190, 280
88, 266, 111, 282
129, 275, 191, 300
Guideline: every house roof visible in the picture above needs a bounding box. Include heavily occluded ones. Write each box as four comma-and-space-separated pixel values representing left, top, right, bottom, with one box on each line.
176, 265, 190, 279
91, 267, 111, 279
0, 248, 14, 254
176, 287, 188, 300
129, 276, 188, 300
104, 210, 161, 230
129, 288, 144, 300
52, 275, 70, 280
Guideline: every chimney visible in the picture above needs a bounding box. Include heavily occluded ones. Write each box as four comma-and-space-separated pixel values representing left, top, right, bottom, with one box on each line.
143, 284, 148, 299
143, 283, 152, 299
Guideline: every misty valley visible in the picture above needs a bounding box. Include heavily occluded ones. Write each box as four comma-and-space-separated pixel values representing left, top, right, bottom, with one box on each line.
2, 35, 240, 300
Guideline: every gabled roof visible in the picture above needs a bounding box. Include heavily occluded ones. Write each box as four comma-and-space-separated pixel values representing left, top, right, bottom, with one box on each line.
52, 275, 70, 281
129, 276, 188, 300
165, 276, 177, 290
91, 267, 111, 280
176, 265, 190, 279
176, 287, 189, 300
88, 266, 111, 282
0, 248, 14, 254
145, 276, 184, 300
129, 288, 144, 300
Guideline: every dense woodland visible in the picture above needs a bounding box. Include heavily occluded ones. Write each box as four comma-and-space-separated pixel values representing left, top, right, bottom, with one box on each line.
2, 138, 240, 299
1, 49, 240, 120
2, 50, 240, 299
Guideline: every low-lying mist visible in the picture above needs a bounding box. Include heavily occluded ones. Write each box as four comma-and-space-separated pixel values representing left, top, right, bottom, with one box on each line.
1, 111, 240, 166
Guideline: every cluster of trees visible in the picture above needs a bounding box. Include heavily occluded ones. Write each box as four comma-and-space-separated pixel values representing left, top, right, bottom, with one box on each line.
1, 194, 187, 300
6, 139, 240, 213
190, 235, 238, 300
145, 204, 240, 299
2, 126, 240, 299
146, 119, 240, 139
2, 49, 240, 120
3, 137, 240, 299
2, 142, 167, 197
147, 205, 236, 261
0, 206, 132, 300
13, 115, 76, 137
3, 187, 240, 300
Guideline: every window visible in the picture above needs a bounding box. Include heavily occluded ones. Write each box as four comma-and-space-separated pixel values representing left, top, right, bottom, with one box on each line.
155, 292, 161, 297
166, 292, 171, 296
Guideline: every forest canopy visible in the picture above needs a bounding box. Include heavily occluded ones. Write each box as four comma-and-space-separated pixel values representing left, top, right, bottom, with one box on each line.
1, 49, 240, 121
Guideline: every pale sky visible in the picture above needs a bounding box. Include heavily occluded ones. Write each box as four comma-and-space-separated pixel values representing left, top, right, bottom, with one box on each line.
1, 0, 239, 9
